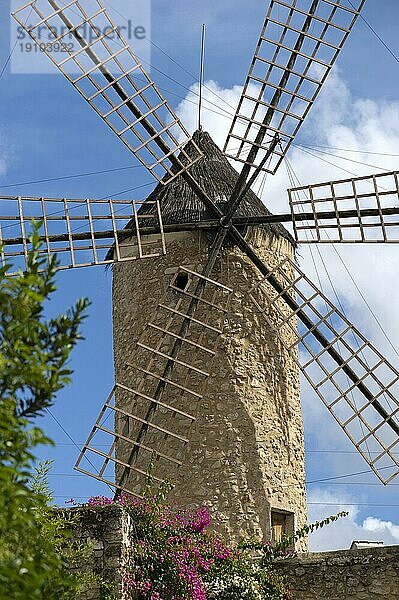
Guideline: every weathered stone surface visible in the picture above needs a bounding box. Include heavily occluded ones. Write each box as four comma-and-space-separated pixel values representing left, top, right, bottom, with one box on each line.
67, 506, 125, 598
112, 228, 307, 548
274, 546, 399, 600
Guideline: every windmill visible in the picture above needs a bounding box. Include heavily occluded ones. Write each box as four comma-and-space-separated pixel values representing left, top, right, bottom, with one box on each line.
7, 0, 399, 543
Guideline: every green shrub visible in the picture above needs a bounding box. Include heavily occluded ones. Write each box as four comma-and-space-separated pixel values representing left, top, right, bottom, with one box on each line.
0, 226, 89, 598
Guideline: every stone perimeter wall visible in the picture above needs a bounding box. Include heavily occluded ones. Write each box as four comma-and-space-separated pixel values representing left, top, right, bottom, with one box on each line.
274, 546, 399, 600
68, 506, 125, 599
71, 507, 399, 600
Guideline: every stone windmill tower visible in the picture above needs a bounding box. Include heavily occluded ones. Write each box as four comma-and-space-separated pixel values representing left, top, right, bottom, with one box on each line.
112, 130, 307, 543
10, 0, 399, 554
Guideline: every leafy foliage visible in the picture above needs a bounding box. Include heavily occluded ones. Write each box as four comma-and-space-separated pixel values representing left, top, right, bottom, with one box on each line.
0, 226, 88, 418
0, 227, 90, 598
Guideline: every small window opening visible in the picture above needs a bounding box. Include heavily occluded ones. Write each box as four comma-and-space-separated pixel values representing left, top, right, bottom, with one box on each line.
173, 272, 190, 292
271, 509, 294, 545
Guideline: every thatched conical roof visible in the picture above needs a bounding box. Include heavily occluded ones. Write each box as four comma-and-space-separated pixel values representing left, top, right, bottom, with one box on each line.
138, 129, 294, 244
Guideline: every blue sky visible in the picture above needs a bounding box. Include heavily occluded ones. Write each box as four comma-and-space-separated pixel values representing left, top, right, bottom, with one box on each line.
1, 0, 399, 550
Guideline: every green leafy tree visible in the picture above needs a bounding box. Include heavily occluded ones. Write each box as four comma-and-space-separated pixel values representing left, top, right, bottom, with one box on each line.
0, 226, 89, 598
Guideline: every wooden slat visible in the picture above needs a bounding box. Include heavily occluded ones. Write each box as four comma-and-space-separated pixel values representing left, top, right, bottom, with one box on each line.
116, 382, 196, 421
109, 402, 190, 444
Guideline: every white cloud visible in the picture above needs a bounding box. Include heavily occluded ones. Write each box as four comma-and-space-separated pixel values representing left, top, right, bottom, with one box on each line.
176, 79, 242, 148
363, 516, 399, 540
308, 488, 399, 551
177, 67, 399, 205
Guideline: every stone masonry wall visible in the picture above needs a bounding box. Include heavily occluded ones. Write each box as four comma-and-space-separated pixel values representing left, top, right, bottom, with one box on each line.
112, 227, 307, 548
68, 506, 125, 599
274, 546, 399, 599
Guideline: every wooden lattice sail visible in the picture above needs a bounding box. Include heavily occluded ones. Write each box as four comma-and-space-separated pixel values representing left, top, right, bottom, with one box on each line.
224, 0, 365, 175
12, 0, 202, 183
249, 258, 399, 484
0, 196, 165, 273
289, 171, 399, 243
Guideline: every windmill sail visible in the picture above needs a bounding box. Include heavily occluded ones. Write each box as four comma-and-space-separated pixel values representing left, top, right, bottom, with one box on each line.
75, 267, 232, 496
289, 171, 399, 243
249, 257, 399, 485
0, 195, 165, 273
224, 0, 365, 176
12, 0, 202, 184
